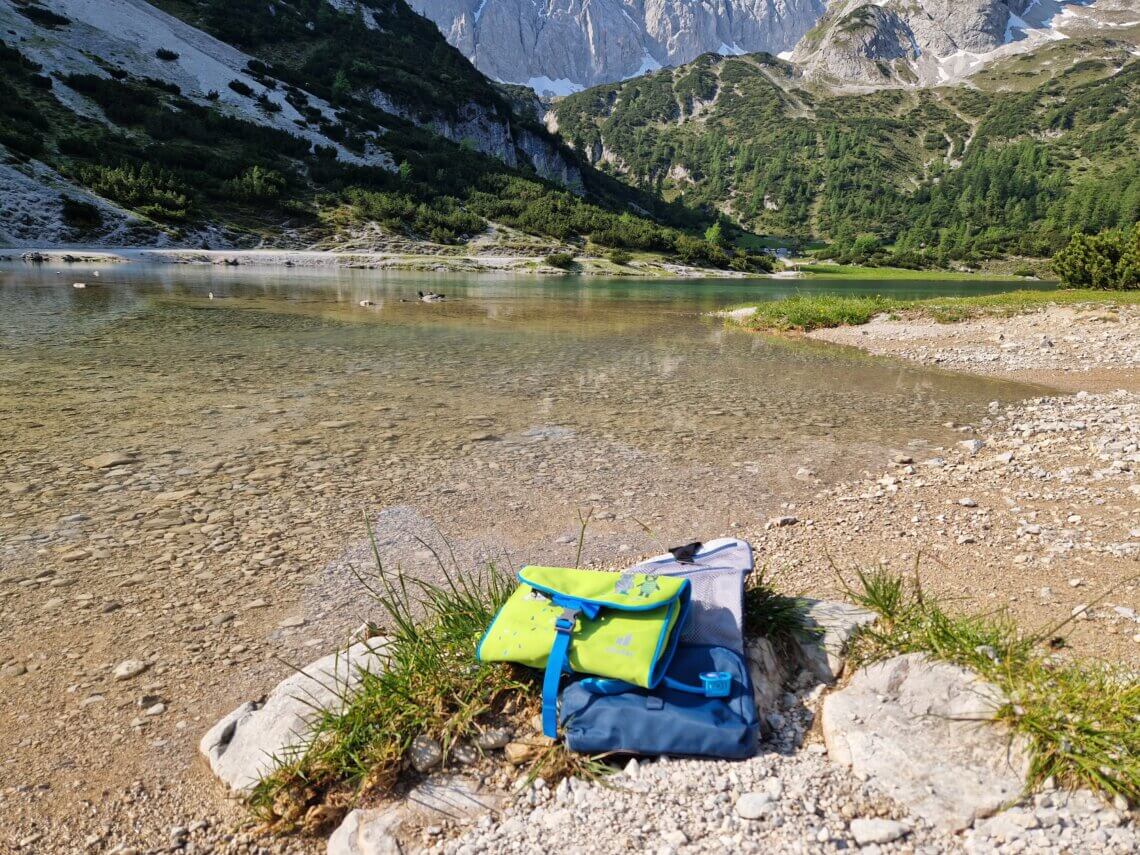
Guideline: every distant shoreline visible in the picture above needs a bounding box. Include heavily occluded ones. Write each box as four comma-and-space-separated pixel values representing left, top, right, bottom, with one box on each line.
1, 248, 1037, 281
0, 247, 762, 279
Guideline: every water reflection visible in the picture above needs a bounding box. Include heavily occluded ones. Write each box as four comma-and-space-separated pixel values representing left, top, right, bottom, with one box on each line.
0, 263, 1051, 472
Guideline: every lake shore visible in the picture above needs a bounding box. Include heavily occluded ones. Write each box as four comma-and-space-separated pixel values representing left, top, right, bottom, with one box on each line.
740, 300, 1139, 665
0, 247, 1041, 281
2, 279, 1135, 853
0, 247, 762, 278
808, 302, 1140, 393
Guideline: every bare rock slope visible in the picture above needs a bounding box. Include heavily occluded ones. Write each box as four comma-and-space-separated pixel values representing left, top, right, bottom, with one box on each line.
406, 0, 826, 92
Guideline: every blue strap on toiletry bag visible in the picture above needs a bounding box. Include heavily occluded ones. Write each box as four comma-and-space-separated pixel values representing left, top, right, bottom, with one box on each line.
559, 644, 759, 760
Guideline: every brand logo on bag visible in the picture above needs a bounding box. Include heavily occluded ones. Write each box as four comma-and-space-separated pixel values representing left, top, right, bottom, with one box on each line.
605, 633, 634, 657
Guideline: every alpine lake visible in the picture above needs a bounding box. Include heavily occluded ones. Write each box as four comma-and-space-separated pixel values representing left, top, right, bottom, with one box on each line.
0, 262, 1053, 637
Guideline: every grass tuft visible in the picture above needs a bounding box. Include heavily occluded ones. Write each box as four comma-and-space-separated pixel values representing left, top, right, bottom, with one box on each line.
248, 524, 565, 830
739, 289, 1140, 332
840, 565, 1140, 804
743, 568, 815, 651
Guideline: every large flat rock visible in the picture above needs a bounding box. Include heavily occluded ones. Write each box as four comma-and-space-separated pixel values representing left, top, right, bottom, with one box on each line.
200, 639, 390, 793
822, 653, 1029, 832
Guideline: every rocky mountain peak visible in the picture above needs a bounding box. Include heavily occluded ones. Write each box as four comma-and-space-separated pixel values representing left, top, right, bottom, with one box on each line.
790, 0, 1124, 88
405, 0, 826, 93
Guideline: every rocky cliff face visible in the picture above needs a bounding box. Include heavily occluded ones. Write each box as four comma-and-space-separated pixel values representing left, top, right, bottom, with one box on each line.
406, 0, 826, 92
791, 0, 1052, 87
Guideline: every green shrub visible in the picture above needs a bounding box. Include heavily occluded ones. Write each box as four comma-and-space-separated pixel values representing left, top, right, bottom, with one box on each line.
545, 251, 576, 269
1052, 224, 1139, 290
75, 162, 192, 222
224, 165, 286, 201
60, 196, 103, 230
228, 79, 254, 98
607, 248, 632, 265
155, 48, 180, 61
256, 92, 282, 113
16, 5, 70, 28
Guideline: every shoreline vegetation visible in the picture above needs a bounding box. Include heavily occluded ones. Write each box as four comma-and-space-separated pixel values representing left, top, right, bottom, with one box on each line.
728, 289, 1140, 332
2, 247, 1041, 279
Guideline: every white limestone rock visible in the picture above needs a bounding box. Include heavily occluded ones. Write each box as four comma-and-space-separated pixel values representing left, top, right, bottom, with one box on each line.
823, 653, 1029, 832
791, 599, 878, 683
200, 639, 390, 793
328, 776, 506, 855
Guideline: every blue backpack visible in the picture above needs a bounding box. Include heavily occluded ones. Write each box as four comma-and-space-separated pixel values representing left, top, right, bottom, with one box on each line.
558, 539, 759, 760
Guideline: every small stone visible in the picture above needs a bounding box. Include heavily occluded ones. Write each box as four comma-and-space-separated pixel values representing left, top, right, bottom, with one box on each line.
61, 548, 90, 562
452, 742, 479, 765
766, 515, 798, 529
144, 703, 166, 716
504, 741, 543, 765
850, 818, 909, 845
662, 829, 688, 847
474, 727, 513, 750
318, 420, 355, 429
2, 662, 27, 678
409, 735, 442, 772
735, 793, 774, 820
112, 659, 149, 681
958, 439, 985, 455
958, 498, 977, 508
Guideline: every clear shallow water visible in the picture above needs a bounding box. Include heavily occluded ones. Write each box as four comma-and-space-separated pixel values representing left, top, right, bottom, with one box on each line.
0, 266, 1048, 471
0, 264, 1052, 567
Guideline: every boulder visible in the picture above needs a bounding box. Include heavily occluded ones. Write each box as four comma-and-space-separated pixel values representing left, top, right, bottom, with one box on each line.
200, 639, 390, 793
822, 653, 1029, 832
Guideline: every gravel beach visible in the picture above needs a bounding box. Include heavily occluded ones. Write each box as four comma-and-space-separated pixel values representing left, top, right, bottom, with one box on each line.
2, 297, 1136, 853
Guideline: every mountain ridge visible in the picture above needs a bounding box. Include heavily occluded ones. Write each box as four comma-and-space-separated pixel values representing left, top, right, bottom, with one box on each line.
551, 38, 1140, 264
0, 0, 730, 267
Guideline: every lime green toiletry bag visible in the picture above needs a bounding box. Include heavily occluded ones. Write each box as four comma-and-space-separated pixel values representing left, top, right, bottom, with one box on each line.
477, 566, 691, 737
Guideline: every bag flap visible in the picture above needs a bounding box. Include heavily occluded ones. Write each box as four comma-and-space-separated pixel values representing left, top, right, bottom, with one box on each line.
518, 566, 689, 611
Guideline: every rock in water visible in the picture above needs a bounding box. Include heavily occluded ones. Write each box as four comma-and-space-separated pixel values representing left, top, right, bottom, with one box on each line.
112, 659, 149, 681
822, 653, 1028, 832
200, 639, 390, 793
82, 451, 138, 469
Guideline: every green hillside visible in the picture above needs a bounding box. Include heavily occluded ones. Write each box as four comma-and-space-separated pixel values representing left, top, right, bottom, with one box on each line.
0, 0, 737, 265
553, 41, 1140, 266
